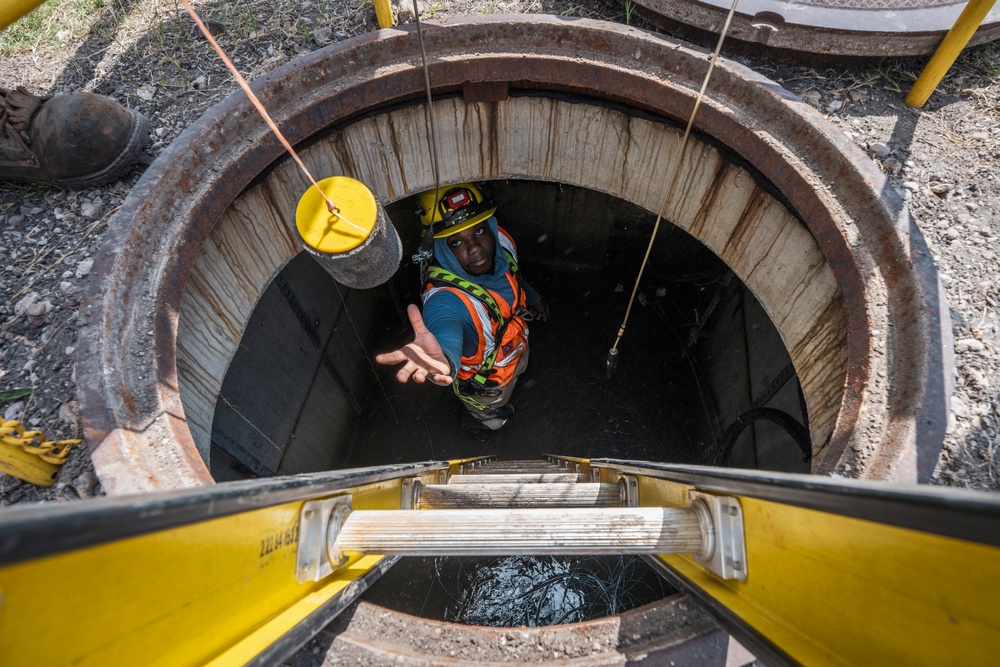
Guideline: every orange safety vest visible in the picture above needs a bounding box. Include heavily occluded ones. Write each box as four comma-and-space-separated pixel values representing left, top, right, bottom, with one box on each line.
422, 228, 529, 390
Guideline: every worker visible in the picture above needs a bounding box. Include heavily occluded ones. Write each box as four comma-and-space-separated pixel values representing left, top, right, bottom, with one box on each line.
375, 183, 548, 435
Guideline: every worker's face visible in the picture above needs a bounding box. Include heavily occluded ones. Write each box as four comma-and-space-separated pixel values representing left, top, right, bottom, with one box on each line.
447, 221, 495, 276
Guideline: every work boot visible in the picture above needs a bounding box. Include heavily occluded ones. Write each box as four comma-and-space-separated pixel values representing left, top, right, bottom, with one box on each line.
0, 86, 150, 189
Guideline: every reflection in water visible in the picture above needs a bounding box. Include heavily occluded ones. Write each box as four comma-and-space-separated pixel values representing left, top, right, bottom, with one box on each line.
364, 555, 675, 627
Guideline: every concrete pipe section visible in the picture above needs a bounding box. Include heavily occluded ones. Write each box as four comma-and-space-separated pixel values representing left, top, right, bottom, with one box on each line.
627, 0, 1000, 63
77, 15, 951, 656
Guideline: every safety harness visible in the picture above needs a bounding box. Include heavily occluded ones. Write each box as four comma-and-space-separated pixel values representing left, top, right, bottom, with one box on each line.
425, 249, 525, 410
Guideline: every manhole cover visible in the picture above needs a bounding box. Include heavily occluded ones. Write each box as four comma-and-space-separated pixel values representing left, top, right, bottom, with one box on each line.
626, 0, 1000, 62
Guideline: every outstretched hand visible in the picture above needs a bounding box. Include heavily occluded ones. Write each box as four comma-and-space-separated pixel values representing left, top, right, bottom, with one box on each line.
528, 300, 550, 322
375, 304, 454, 385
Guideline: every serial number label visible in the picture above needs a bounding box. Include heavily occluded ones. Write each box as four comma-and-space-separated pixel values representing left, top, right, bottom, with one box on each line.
260, 524, 299, 558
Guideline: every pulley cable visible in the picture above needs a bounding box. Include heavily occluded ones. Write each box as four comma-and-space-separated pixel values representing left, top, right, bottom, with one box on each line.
606, 0, 741, 378
177, 0, 366, 234
410, 0, 444, 276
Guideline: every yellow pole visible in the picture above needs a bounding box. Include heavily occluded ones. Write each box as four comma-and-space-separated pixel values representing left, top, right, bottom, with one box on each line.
0, 0, 47, 32
374, 0, 394, 29
906, 0, 998, 108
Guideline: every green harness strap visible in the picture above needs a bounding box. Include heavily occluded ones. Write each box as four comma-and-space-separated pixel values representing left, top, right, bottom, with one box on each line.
426, 250, 520, 410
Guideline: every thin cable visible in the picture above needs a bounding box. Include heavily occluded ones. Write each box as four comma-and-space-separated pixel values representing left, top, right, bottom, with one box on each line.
412, 0, 442, 255
610, 0, 741, 353
178, 0, 366, 234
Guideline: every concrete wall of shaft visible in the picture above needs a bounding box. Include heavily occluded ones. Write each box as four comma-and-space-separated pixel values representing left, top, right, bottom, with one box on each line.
76, 16, 953, 494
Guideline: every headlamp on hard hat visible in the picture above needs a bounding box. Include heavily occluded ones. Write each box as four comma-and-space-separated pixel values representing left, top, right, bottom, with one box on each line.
417, 183, 497, 238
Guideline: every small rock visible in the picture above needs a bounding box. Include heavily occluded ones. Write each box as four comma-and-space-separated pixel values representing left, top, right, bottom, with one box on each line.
956, 338, 985, 353
826, 100, 844, 113
14, 291, 40, 316
136, 86, 156, 101
58, 400, 80, 427
799, 90, 821, 106
870, 142, 891, 158
966, 201, 979, 212
25, 301, 51, 317
3, 401, 25, 421
59, 281, 76, 295
929, 181, 953, 195
944, 227, 960, 240
65, 346, 76, 356
192, 75, 207, 90
313, 26, 334, 46
882, 157, 901, 174
902, 181, 920, 192
966, 368, 990, 389
75, 258, 94, 279
56, 29, 72, 43
72, 469, 98, 499
951, 396, 970, 419
80, 201, 103, 220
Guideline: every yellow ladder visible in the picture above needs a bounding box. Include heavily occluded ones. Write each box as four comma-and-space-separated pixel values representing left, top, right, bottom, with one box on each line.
1, 456, 998, 666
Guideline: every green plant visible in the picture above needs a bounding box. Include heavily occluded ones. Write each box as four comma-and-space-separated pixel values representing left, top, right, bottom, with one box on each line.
0, 388, 34, 404
625, 0, 634, 25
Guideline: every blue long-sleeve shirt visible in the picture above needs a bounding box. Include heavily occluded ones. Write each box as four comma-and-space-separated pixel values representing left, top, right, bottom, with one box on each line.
421, 218, 540, 374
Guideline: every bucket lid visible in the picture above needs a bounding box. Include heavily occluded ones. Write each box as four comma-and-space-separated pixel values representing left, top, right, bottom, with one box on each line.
296, 176, 378, 254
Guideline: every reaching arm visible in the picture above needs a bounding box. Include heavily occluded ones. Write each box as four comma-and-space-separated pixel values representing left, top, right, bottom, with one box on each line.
519, 277, 549, 321
375, 304, 454, 385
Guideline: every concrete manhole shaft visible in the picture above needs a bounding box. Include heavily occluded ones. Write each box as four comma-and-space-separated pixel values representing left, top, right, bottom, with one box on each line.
79, 16, 950, 492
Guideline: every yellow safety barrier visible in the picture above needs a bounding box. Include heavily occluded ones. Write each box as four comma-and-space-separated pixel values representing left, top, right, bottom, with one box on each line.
0, 419, 81, 486
906, 0, 998, 108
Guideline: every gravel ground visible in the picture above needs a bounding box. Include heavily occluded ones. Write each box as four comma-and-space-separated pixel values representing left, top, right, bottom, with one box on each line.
1, 0, 998, 505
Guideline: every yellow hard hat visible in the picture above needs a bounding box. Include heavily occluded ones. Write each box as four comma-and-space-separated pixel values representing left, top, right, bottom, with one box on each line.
418, 183, 497, 238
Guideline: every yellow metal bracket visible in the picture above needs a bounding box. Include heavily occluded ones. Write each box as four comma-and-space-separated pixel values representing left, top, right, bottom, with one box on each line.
0, 418, 81, 486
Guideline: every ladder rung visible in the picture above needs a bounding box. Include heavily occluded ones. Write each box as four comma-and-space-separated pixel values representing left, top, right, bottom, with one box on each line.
417, 483, 619, 509
473, 461, 564, 470
335, 508, 704, 556
449, 473, 585, 484
470, 464, 564, 472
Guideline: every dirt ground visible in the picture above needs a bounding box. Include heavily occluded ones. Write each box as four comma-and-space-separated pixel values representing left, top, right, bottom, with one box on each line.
1, 0, 998, 505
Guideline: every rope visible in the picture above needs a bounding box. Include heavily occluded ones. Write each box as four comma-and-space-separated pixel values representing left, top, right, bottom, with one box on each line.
177, 0, 366, 234
610, 0, 741, 353
410, 0, 444, 273
412, 0, 442, 207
